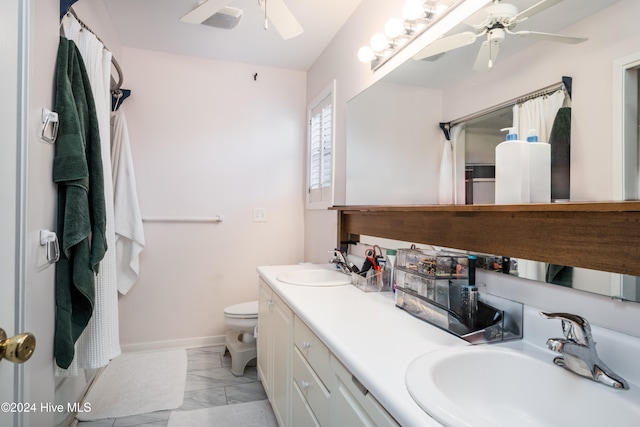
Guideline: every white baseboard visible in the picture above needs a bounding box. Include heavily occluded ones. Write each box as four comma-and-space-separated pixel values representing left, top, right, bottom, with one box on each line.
120, 335, 226, 353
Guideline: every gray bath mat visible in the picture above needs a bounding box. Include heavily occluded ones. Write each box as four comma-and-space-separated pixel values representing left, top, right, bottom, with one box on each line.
77, 349, 187, 421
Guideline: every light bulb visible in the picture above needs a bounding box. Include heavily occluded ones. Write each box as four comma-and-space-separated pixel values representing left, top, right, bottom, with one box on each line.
384, 18, 405, 39
435, 3, 448, 15
357, 46, 375, 63
403, 0, 425, 21
370, 33, 389, 52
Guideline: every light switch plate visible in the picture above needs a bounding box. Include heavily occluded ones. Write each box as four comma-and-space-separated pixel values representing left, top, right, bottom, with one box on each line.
253, 207, 268, 222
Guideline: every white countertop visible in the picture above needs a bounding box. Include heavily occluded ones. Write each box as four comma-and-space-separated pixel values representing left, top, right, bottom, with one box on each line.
257, 263, 469, 427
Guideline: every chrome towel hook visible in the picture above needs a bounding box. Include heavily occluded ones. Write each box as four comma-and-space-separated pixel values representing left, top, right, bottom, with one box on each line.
41, 108, 59, 144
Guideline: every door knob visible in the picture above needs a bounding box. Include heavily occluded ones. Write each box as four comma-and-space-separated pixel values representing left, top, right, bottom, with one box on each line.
0, 328, 35, 364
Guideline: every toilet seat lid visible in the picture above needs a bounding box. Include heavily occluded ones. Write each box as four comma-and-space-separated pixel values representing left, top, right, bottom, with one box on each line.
224, 300, 258, 318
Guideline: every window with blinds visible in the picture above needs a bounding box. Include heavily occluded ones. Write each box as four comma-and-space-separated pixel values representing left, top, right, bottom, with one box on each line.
307, 84, 334, 208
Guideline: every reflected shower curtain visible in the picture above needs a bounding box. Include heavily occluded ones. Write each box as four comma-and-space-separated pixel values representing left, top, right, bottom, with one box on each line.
513, 89, 565, 142
438, 124, 466, 204
438, 135, 454, 204
59, 15, 121, 374
512, 89, 565, 282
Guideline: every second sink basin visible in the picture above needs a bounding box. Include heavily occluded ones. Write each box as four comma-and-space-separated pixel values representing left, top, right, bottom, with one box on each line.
405, 345, 640, 427
276, 269, 351, 286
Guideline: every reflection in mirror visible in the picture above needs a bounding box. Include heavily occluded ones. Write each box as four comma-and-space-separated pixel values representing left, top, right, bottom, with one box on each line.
448, 81, 570, 205
462, 106, 510, 204
471, 252, 640, 303
347, 0, 639, 302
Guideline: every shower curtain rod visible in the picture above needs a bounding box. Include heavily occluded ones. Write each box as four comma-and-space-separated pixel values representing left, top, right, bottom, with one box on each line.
444, 76, 572, 129
64, 8, 125, 96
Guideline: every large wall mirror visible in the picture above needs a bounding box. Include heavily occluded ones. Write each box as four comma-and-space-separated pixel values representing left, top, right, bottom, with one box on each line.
346, 0, 640, 302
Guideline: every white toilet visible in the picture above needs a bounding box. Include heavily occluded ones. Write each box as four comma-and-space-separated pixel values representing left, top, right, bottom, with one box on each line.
223, 300, 258, 376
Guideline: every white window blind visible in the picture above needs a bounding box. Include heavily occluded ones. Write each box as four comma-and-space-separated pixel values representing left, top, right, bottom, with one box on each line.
307, 86, 334, 207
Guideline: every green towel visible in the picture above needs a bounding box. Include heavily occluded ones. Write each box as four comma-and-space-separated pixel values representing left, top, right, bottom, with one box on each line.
53, 37, 107, 369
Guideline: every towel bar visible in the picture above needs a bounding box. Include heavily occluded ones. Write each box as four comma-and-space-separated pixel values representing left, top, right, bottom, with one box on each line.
142, 216, 223, 223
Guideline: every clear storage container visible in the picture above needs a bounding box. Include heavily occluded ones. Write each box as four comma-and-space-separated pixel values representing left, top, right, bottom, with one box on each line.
396, 248, 469, 278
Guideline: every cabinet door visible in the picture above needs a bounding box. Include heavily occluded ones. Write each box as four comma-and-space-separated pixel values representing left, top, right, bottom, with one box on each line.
331, 355, 399, 427
257, 279, 272, 396
271, 292, 294, 426
333, 377, 374, 427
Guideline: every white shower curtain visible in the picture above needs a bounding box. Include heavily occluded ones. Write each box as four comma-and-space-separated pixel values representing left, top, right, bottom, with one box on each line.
513, 89, 566, 142
59, 15, 121, 374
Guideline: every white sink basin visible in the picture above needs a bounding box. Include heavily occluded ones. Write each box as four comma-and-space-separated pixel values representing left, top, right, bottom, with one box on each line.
276, 269, 351, 286
406, 345, 640, 427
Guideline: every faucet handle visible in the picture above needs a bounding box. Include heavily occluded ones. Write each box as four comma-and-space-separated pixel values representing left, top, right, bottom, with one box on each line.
328, 250, 345, 263
540, 312, 592, 345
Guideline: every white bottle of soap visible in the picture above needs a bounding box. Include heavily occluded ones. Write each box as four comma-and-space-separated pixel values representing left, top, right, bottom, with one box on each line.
495, 127, 530, 204
527, 129, 551, 203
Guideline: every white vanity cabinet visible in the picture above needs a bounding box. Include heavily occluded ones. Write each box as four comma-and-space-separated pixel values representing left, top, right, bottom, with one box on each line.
257, 278, 293, 426
258, 277, 399, 427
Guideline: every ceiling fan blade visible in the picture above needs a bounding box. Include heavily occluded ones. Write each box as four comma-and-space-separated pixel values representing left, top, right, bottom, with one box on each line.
473, 39, 501, 71
413, 31, 479, 61
512, 30, 587, 44
511, 0, 564, 23
180, 0, 231, 24
261, 0, 303, 40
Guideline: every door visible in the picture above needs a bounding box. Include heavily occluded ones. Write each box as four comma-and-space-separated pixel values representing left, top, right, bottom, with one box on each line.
1, 1, 22, 425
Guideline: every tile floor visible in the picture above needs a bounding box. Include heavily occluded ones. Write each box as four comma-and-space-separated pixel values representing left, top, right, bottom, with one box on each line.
75, 346, 267, 427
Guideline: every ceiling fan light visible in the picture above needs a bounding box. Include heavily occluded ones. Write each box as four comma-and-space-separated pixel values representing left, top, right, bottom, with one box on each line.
358, 46, 376, 63
385, 18, 405, 38
403, 0, 425, 21
370, 33, 389, 52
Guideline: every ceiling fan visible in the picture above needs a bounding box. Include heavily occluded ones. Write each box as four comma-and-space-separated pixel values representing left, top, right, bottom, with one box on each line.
413, 0, 587, 70
180, 0, 303, 40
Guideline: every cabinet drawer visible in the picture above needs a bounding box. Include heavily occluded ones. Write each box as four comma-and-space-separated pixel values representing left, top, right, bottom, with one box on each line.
295, 316, 331, 386
292, 380, 321, 427
293, 347, 330, 426
331, 355, 399, 427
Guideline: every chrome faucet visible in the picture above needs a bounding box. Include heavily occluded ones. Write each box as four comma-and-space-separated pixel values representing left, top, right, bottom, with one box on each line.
328, 250, 354, 275
540, 312, 629, 389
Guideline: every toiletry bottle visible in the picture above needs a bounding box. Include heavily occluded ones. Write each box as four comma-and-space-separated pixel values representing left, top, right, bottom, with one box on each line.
495, 127, 530, 204
527, 129, 551, 203
383, 249, 397, 292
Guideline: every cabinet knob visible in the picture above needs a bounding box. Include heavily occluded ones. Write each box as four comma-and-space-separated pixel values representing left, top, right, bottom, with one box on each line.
301, 380, 310, 391
302, 341, 311, 350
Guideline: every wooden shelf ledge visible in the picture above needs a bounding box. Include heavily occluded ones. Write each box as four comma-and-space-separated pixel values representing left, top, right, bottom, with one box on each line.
332, 202, 640, 277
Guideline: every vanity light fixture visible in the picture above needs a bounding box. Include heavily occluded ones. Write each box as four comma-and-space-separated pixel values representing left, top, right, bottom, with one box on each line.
358, 0, 459, 70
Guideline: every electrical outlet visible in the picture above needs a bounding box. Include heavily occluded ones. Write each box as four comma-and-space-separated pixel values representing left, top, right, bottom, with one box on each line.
253, 207, 268, 222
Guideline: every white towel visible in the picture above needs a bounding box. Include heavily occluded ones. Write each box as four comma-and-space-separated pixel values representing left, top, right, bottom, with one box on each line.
111, 112, 145, 295
60, 15, 121, 374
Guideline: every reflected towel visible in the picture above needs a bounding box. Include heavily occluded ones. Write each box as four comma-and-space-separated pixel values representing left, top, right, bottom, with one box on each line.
549, 107, 571, 201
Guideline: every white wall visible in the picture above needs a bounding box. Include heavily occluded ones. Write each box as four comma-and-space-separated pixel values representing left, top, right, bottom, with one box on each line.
118, 48, 306, 346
